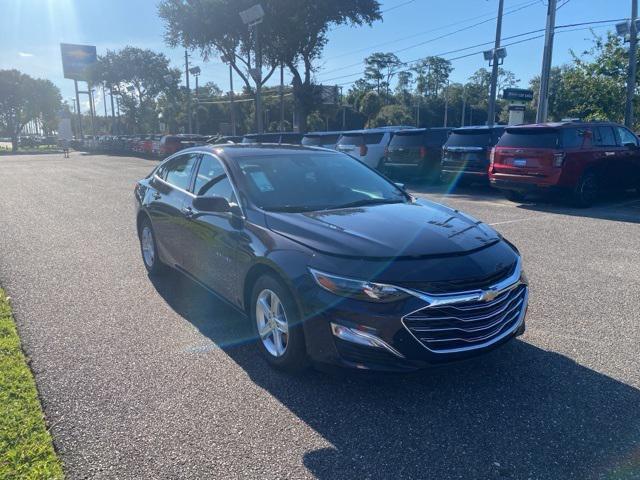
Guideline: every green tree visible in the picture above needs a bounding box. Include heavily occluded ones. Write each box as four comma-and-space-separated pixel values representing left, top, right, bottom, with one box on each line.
364, 52, 402, 95
0, 70, 61, 151
368, 104, 413, 128
158, 0, 381, 133
92, 47, 181, 133
412, 56, 452, 97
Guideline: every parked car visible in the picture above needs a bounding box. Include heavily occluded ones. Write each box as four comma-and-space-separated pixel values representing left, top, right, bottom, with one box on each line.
440, 126, 505, 184
134, 144, 528, 372
242, 132, 303, 144
336, 127, 411, 169
208, 135, 244, 145
382, 127, 452, 180
159, 135, 186, 157
301, 131, 341, 149
489, 121, 640, 206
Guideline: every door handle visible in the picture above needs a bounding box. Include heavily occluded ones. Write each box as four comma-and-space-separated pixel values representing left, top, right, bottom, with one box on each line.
604, 151, 615, 156
181, 206, 194, 218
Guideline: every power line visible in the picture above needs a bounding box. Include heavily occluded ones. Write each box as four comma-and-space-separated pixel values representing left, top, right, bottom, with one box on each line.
318, 18, 627, 84
329, 0, 537, 61
332, 22, 619, 88
320, 0, 539, 76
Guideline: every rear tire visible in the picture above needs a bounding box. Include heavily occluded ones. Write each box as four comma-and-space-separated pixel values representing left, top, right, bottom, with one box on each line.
503, 190, 526, 202
250, 274, 308, 372
139, 217, 167, 276
572, 171, 599, 208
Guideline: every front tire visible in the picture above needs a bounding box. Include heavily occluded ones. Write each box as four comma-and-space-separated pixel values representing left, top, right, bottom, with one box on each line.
250, 274, 308, 372
139, 217, 166, 275
503, 190, 526, 202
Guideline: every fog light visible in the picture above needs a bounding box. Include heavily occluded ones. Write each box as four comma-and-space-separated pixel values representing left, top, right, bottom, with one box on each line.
330, 323, 404, 358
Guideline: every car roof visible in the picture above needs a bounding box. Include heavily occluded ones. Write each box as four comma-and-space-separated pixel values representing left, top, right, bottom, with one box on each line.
304, 131, 342, 136
340, 127, 413, 134
451, 125, 506, 133
180, 143, 336, 159
505, 121, 620, 130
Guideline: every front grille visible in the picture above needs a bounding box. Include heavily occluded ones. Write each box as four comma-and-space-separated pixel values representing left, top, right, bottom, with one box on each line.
402, 284, 527, 353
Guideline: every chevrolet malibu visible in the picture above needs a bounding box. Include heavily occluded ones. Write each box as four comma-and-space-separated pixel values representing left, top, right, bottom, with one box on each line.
134, 145, 528, 372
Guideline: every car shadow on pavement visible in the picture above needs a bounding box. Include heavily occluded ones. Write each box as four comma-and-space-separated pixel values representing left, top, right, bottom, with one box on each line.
150, 270, 640, 480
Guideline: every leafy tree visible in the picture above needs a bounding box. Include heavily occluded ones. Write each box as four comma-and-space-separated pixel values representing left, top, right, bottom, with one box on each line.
92, 47, 180, 133
364, 52, 402, 95
368, 104, 413, 128
158, 0, 381, 133
413, 56, 452, 97
0, 70, 61, 151
359, 90, 383, 123
395, 70, 413, 96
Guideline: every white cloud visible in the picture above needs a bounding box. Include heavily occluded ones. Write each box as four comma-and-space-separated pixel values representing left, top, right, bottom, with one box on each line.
18, 52, 34, 57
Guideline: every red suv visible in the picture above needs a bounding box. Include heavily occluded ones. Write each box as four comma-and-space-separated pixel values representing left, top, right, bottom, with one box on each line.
489, 121, 640, 206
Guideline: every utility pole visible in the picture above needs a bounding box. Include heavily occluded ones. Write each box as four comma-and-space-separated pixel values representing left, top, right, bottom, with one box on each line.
73, 79, 83, 138
443, 81, 449, 127
626, 0, 638, 128
461, 85, 467, 127
255, 21, 264, 133
487, 0, 504, 127
279, 62, 285, 132
185, 50, 192, 134
229, 64, 236, 136
536, 0, 557, 123
109, 87, 116, 134
194, 73, 199, 134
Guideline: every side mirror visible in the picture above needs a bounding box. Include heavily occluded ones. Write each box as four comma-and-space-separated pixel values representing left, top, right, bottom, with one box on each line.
192, 195, 231, 213
623, 141, 638, 149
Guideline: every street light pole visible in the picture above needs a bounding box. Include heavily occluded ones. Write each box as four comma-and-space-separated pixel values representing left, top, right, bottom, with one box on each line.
626, 0, 638, 128
536, 0, 557, 123
487, 0, 504, 127
279, 62, 285, 132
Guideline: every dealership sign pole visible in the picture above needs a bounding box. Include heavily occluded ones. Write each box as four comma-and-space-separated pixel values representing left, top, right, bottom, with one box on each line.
60, 43, 97, 139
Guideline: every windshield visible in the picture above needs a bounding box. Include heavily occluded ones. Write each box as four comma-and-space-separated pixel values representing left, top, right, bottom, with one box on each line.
446, 131, 494, 147
302, 134, 340, 146
236, 151, 407, 212
389, 132, 424, 147
338, 132, 384, 146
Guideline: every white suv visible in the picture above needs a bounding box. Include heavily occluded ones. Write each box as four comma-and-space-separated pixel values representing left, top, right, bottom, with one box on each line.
336, 127, 413, 169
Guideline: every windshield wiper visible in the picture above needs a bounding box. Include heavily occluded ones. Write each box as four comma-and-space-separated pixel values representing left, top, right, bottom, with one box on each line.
262, 205, 322, 213
329, 198, 405, 210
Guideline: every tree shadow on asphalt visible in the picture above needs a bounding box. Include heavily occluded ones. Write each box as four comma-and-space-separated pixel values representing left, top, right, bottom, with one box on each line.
150, 270, 640, 480
411, 181, 640, 225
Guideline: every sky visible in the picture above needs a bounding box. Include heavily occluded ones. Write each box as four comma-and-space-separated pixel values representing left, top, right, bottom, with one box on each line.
0, 0, 633, 114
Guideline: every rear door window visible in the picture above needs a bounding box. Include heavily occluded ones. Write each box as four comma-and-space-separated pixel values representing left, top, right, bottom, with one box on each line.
593, 126, 617, 147
497, 129, 561, 148
164, 153, 199, 191
562, 128, 589, 149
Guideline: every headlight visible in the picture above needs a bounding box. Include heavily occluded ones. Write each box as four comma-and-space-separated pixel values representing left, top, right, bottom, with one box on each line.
309, 268, 410, 303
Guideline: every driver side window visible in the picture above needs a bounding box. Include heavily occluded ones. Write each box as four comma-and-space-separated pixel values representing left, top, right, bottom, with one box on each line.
194, 154, 238, 205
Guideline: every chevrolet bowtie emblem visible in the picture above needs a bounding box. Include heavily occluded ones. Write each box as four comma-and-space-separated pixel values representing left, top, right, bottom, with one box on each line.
481, 289, 500, 302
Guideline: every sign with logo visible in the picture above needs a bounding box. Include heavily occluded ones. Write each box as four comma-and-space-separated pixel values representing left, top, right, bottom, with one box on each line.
318, 85, 340, 105
60, 43, 97, 81
503, 88, 534, 102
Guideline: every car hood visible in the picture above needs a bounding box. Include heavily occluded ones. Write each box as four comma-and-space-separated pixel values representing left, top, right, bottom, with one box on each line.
264, 199, 501, 259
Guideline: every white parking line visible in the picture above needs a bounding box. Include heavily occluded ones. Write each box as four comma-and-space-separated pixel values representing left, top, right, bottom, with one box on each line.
488, 218, 537, 226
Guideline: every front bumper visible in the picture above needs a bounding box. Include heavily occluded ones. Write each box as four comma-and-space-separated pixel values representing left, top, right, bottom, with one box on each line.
298, 262, 529, 372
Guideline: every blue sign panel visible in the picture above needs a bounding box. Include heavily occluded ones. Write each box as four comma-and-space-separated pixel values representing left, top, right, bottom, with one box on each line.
60, 43, 97, 81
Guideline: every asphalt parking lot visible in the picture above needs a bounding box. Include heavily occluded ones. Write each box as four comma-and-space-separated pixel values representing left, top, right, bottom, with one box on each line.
0, 152, 639, 480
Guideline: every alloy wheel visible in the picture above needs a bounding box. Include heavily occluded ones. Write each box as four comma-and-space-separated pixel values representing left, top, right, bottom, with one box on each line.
255, 289, 289, 357
141, 226, 155, 268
